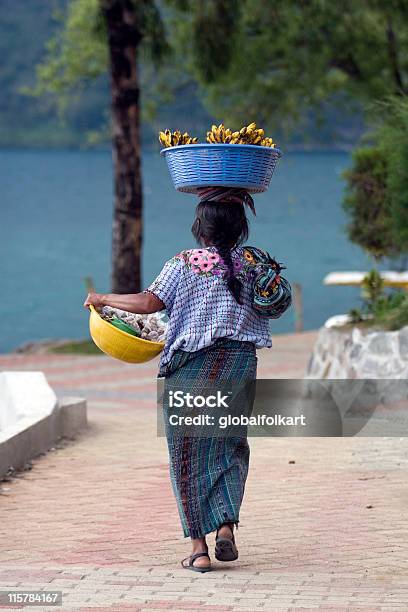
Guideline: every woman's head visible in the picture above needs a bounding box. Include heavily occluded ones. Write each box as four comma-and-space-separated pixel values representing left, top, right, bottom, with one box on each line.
191, 201, 249, 304
191, 200, 249, 249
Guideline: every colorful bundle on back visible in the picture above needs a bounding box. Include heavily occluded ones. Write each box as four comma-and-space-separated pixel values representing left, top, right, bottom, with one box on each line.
244, 246, 292, 319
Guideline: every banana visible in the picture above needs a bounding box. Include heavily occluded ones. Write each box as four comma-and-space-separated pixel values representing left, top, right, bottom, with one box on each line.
159, 123, 275, 149
245, 125, 255, 139
159, 129, 199, 147
206, 131, 216, 143
159, 131, 168, 147
174, 130, 182, 146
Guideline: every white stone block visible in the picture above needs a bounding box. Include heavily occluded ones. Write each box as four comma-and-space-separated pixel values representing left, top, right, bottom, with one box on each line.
0, 371, 57, 432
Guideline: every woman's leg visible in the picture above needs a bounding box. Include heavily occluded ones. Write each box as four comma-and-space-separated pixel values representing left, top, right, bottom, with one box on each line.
163, 342, 256, 567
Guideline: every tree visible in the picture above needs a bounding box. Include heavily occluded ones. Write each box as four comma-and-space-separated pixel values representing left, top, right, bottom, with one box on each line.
342, 147, 393, 261
343, 97, 408, 264
34, 0, 408, 287
170, 0, 408, 133
33, 0, 236, 293
33, 0, 168, 293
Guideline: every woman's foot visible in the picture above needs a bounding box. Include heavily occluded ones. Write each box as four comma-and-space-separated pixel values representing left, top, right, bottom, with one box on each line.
215, 522, 239, 561
182, 537, 211, 572
181, 551, 211, 572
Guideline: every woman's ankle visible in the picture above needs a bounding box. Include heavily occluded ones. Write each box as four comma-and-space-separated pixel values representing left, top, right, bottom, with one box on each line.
218, 522, 234, 538
191, 537, 207, 553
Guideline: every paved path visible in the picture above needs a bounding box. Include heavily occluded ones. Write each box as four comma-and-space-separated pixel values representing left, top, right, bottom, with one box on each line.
1, 331, 408, 611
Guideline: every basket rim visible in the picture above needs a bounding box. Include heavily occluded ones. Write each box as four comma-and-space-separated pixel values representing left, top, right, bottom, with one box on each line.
160, 143, 282, 157
89, 305, 165, 349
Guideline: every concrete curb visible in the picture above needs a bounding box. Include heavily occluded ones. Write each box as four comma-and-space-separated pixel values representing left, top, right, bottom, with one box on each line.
58, 397, 88, 439
0, 397, 87, 479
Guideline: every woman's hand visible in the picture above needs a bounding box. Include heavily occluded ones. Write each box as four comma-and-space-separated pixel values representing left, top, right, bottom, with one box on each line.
83, 292, 105, 309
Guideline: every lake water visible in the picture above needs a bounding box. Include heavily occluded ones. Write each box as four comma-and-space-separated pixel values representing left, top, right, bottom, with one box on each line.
0, 148, 373, 353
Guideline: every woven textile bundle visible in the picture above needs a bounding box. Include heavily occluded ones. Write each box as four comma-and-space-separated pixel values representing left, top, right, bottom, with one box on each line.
244, 246, 292, 319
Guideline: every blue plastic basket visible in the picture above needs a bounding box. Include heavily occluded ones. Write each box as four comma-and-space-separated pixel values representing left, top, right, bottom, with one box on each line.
160, 143, 282, 194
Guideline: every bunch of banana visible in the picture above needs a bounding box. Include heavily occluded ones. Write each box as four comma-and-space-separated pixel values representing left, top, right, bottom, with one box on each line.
159, 123, 276, 148
260, 136, 275, 148
231, 123, 276, 147
206, 122, 276, 147
206, 123, 233, 143
159, 129, 198, 148
228, 122, 259, 144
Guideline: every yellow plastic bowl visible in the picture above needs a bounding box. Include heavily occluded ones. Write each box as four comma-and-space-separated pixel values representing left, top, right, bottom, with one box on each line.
89, 305, 165, 363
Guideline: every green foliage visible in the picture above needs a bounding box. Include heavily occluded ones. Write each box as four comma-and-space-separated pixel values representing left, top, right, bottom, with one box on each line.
348, 270, 408, 330
343, 147, 394, 260
26, 0, 171, 120
135, 0, 171, 66
190, 0, 241, 83
349, 308, 364, 324
170, 0, 408, 133
376, 293, 408, 330
361, 270, 385, 309
28, 0, 107, 110
343, 96, 408, 261
6, 0, 408, 146
0, 0, 375, 148
374, 97, 408, 256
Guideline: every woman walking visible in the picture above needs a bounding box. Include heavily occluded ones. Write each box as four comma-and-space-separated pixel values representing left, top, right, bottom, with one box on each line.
84, 188, 287, 572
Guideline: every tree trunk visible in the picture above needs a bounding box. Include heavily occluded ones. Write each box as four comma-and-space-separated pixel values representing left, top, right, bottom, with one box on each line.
101, 0, 143, 293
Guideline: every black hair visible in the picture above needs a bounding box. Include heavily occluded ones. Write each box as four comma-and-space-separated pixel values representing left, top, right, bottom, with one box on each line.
191, 200, 249, 304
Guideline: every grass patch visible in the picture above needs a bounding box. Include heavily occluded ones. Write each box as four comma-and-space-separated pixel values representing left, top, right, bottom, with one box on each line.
49, 340, 102, 355
348, 270, 408, 331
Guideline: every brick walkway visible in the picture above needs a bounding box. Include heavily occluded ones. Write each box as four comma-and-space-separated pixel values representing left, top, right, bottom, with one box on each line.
1, 331, 408, 611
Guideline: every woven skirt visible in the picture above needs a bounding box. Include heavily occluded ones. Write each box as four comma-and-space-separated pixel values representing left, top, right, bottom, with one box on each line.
160, 338, 257, 539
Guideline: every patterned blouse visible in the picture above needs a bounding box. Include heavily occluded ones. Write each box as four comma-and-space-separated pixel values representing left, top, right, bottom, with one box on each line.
145, 246, 272, 372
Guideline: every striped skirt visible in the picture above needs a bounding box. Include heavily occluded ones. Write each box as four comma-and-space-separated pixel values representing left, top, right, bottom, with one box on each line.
160, 338, 257, 539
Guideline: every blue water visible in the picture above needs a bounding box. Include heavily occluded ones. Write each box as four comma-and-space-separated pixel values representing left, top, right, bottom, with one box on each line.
0, 149, 373, 353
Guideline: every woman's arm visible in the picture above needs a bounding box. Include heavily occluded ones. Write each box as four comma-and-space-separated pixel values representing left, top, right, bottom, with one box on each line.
83, 291, 165, 314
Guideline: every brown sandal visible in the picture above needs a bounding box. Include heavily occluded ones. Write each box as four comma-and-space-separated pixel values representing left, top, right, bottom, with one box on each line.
181, 551, 212, 573
215, 523, 239, 562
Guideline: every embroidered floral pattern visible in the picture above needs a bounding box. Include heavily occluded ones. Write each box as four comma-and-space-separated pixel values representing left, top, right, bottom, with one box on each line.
169, 246, 256, 281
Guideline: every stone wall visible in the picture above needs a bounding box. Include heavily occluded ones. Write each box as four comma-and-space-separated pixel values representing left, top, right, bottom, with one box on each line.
307, 324, 408, 379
